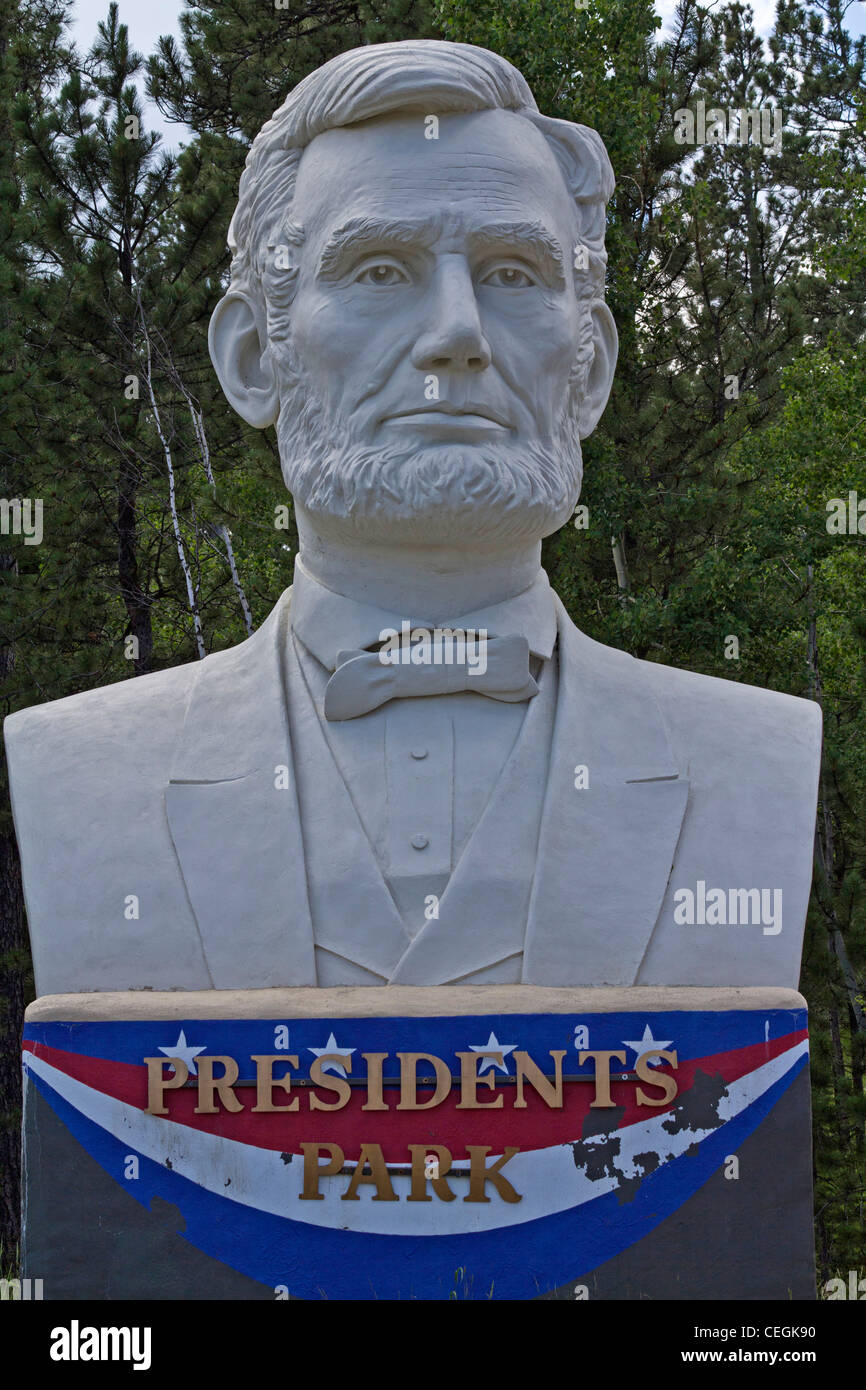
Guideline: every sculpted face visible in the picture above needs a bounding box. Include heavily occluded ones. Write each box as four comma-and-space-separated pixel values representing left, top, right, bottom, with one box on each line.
289, 109, 580, 444
273, 107, 594, 547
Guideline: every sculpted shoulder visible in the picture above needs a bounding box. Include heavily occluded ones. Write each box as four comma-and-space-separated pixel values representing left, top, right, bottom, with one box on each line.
556, 609, 821, 786
632, 651, 823, 788
3, 599, 290, 995
3, 591, 289, 784
5, 659, 199, 781
628, 651, 821, 988
547, 613, 821, 986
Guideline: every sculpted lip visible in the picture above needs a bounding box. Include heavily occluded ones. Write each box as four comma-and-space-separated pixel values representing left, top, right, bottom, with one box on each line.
381, 404, 511, 429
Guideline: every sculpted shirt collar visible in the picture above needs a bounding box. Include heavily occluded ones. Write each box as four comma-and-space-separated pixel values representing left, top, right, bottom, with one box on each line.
289, 556, 558, 670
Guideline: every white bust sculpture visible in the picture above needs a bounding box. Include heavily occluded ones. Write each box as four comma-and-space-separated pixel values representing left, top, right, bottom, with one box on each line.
5, 40, 821, 995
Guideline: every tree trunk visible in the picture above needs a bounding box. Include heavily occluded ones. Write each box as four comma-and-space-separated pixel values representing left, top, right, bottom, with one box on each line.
0, 819, 27, 1260
0, 551, 31, 1262
117, 454, 153, 675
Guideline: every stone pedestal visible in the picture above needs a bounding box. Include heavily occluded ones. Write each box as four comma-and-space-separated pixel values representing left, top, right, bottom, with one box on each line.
22, 985, 814, 1300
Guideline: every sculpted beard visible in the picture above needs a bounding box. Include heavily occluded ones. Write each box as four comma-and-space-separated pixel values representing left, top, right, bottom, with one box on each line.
274, 345, 586, 546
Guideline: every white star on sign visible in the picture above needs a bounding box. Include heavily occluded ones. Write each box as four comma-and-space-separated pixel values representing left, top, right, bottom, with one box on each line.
158, 1029, 207, 1076
469, 1031, 517, 1074
621, 1024, 673, 1066
308, 1032, 356, 1078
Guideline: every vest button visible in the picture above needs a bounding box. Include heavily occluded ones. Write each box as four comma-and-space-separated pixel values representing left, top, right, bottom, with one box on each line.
410, 747, 428, 760
410, 834, 429, 850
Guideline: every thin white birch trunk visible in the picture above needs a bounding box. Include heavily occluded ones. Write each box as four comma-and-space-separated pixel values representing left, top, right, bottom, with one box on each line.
187, 397, 253, 636
611, 534, 629, 593
136, 286, 206, 659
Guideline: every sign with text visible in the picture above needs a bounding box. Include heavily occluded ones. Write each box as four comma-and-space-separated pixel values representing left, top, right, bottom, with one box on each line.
22, 994, 814, 1300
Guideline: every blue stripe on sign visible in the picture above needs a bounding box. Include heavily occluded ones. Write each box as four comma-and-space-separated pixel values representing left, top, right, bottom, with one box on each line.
25, 1050, 806, 1300
23, 1010, 808, 1072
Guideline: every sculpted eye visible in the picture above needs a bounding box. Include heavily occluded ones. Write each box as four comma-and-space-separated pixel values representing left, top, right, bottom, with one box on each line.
480, 264, 536, 289
353, 260, 410, 286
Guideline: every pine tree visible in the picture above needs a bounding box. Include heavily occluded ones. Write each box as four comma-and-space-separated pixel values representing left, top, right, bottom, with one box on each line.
0, 0, 76, 1263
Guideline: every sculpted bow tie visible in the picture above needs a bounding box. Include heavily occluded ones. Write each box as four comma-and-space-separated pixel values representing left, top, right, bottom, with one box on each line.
323, 633, 539, 721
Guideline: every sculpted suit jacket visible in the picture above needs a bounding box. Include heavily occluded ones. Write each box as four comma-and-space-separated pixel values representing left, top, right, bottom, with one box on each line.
5, 583, 821, 995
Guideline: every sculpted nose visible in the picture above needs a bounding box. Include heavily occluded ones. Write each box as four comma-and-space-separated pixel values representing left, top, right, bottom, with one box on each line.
410, 257, 492, 373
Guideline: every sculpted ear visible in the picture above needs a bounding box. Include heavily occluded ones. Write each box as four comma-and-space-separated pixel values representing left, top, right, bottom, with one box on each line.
208, 292, 279, 429
578, 302, 618, 439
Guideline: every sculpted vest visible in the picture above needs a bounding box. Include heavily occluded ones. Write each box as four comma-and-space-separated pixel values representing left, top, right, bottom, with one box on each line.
285, 628, 559, 985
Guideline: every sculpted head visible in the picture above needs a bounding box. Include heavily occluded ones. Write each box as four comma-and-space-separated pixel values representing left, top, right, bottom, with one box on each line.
209, 40, 618, 551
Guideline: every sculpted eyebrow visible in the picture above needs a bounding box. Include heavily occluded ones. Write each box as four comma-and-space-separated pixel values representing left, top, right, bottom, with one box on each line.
469, 221, 566, 287
317, 215, 566, 287
318, 216, 442, 276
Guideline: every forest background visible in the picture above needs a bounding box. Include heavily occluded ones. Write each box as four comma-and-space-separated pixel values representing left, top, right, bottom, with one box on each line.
1, 0, 864, 1283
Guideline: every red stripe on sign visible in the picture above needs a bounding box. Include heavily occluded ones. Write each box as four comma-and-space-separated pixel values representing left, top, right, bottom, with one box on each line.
23, 1029, 806, 1162
24, 1039, 148, 1108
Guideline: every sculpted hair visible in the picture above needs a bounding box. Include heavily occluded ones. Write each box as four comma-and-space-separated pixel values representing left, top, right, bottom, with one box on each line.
226, 39, 615, 351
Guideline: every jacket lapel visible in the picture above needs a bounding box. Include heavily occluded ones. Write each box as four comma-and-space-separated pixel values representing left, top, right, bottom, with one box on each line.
522, 597, 689, 985
285, 635, 412, 980
165, 588, 317, 988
